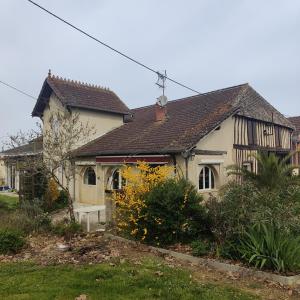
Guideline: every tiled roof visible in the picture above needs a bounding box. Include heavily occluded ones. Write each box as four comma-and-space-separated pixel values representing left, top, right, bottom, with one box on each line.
32, 75, 130, 117
0, 137, 43, 157
74, 84, 293, 157
288, 116, 300, 137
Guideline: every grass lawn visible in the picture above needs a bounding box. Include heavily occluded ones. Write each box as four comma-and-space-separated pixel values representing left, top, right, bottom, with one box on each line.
0, 194, 18, 210
0, 260, 258, 300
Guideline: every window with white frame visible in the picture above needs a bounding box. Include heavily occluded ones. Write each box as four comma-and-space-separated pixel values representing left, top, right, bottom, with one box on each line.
83, 167, 96, 185
242, 162, 253, 172
111, 169, 125, 190
199, 165, 215, 190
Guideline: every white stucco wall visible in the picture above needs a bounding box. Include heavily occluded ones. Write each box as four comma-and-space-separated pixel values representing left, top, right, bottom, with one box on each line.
0, 158, 6, 185
73, 116, 236, 205
42, 93, 124, 148
176, 116, 235, 195
42, 92, 125, 198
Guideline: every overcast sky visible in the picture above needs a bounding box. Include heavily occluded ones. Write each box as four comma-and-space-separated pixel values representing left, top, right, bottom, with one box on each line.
0, 0, 299, 148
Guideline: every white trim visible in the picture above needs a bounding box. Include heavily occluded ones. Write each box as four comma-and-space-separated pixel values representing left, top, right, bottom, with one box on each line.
198, 165, 215, 191
199, 159, 224, 164
75, 161, 96, 166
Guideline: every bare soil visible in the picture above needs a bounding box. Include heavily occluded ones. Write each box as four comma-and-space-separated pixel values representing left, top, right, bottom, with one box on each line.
0, 232, 299, 300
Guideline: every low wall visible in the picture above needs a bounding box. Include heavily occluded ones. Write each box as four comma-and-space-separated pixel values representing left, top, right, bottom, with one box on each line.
104, 233, 300, 287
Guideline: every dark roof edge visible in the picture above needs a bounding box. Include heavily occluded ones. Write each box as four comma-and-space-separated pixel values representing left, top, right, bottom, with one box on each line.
236, 113, 295, 130
68, 104, 131, 115
73, 148, 183, 159
31, 77, 49, 117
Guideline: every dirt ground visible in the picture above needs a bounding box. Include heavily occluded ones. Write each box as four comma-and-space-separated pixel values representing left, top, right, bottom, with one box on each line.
0, 232, 299, 300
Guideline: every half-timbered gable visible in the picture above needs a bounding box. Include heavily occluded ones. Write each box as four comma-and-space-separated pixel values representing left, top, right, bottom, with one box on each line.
234, 116, 293, 172
288, 116, 300, 168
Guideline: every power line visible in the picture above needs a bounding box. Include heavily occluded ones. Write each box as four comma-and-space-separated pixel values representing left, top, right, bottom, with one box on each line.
26, 0, 201, 94
0, 80, 36, 100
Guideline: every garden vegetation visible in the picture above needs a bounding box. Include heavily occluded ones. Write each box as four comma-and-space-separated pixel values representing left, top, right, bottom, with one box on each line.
114, 153, 300, 274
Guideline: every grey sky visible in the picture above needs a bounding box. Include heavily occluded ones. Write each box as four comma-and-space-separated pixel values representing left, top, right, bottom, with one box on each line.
0, 0, 299, 148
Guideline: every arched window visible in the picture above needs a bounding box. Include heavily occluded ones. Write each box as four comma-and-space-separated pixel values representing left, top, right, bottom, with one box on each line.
111, 169, 125, 190
83, 167, 96, 185
199, 166, 215, 190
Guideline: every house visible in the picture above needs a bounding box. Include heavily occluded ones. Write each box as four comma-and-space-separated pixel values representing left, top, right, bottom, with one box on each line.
0, 158, 5, 186
0, 137, 43, 190
29, 73, 294, 215
288, 116, 300, 168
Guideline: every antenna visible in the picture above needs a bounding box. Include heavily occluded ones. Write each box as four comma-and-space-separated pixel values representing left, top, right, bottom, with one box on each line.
156, 70, 168, 107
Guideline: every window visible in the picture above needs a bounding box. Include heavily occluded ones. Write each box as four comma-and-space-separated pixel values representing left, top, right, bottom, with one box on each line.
247, 120, 257, 145
242, 162, 252, 172
83, 167, 96, 185
199, 166, 215, 190
111, 169, 125, 190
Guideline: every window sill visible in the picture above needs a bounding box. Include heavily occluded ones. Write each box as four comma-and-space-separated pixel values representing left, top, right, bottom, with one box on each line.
198, 189, 217, 193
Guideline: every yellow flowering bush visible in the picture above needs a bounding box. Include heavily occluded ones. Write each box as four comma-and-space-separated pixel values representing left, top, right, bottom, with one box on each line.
114, 162, 209, 245
113, 162, 173, 241
45, 178, 60, 205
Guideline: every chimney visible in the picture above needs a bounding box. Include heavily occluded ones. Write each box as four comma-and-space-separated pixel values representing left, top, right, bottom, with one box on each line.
155, 103, 167, 122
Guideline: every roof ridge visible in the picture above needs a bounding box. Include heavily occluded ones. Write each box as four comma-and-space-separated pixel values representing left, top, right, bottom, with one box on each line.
48, 74, 114, 94
133, 83, 249, 112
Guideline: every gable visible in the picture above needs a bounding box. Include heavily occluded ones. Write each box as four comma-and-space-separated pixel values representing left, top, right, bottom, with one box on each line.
288, 116, 300, 137
32, 75, 130, 117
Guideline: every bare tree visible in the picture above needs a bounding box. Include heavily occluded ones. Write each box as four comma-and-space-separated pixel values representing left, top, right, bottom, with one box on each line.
42, 110, 95, 221
4, 111, 95, 221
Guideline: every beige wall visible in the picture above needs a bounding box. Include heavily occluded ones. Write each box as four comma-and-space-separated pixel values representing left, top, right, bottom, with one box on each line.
74, 163, 124, 205
73, 117, 236, 205
43, 93, 124, 149
75, 160, 103, 205
71, 107, 124, 145
0, 158, 6, 185
42, 92, 124, 196
178, 116, 235, 196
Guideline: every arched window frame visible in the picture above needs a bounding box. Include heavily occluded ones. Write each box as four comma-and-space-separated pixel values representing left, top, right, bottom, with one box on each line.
83, 167, 96, 185
199, 165, 215, 191
110, 168, 125, 190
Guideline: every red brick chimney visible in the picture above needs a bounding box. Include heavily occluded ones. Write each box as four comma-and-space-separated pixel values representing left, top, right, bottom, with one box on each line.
155, 103, 167, 122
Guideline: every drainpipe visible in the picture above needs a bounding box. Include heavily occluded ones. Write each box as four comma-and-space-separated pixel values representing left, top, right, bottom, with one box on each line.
181, 146, 196, 180
171, 154, 177, 175
71, 160, 76, 202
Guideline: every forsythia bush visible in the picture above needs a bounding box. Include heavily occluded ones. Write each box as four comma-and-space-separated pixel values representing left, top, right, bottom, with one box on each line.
114, 163, 208, 245
114, 162, 173, 241
44, 178, 60, 208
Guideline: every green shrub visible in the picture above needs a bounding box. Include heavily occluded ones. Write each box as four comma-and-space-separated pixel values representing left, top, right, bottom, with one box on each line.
44, 190, 69, 212
238, 222, 300, 273
52, 220, 82, 240
136, 178, 209, 246
19, 199, 44, 218
190, 240, 211, 257
33, 212, 52, 232
206, 181, 258, 242
0, 209, 52, 235
0, 229, 26, 254
206, 181, 300, 243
